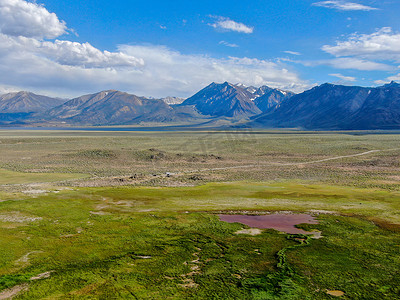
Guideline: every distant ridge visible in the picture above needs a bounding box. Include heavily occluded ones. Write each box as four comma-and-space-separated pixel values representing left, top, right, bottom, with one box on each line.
2, 81, 400, 130
0, 91, 65, 124
44, 90, 181, 125
0, 91, 64, 113
250, 81, 400, 130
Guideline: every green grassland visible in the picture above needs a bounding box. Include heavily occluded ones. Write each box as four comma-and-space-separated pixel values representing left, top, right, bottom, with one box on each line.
0, 130, 400, 299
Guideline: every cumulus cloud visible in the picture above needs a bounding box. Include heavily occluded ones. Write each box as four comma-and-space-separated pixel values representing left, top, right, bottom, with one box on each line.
0, 0, 67, 39
0, 0, 309, 98
0, 34, 144, 68
210, 17, 253, 34
0, 40, 310, 97
304, 27, 400, 72
312, 1, 378, 11
329, 73, 356, 81
117, 45, 309, 96
322, 27, 400, 62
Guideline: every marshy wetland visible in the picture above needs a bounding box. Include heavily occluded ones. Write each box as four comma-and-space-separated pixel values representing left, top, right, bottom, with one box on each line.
0, 130, 400, 299
219, 213, 320, 236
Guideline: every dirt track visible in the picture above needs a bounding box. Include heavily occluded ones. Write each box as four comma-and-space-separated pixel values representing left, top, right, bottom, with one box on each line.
188, 148, 400, 173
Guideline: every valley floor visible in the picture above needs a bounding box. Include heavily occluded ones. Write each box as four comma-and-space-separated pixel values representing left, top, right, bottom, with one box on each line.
0, 130, 399, 299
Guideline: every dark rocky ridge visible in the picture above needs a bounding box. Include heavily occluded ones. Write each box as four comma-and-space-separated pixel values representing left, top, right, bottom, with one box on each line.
251, 81, 400, 130
180, 82, 262, 118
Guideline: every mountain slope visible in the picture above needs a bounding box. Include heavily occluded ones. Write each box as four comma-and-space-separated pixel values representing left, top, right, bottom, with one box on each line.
250, 82, 400, 130
46, 90, 182, 125
345, 81, 400, 129
253, 87, 294, 112
180, 82, 262, 118
0, 91, 65, 124
0, 91, 64, 113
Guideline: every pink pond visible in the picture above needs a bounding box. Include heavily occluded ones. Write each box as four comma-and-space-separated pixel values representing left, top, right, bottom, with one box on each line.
219, 213, 319, 235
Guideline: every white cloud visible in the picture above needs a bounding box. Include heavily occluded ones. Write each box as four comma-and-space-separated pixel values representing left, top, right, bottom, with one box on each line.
312, 1, 378, 11
284, 51, 301, 56
0, 84, 19, 95
0, 0, 67, 39
374, 79, 388, 85
329, 73, 356, 81
299, 57, 392, 71
117, 45, 309, 96
0, 40, 310, 97
0, 0, 309, 98
322, 27, 400, 62
0, 34, 144, 68
210, 17, 253, 34
324, 57, 392, 71
219, 41, 239, 48
378, 74, 400, 85
310, 27, 400, 72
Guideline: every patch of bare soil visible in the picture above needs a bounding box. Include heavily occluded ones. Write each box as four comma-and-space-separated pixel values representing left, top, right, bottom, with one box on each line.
235, 228, 263, 236
0, 212, 42, 223
309, 230, 323, 239
309, 209, 337, 215
22, 189, 49, 194
30, 271, 53, 280
0, 284, 28, 300
179, 247, 202, 288
326, 290, 345, 297
15, 251, 43, 267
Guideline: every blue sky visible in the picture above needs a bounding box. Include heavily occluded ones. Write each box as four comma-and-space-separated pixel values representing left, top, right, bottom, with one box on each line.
0, 0, 399, 97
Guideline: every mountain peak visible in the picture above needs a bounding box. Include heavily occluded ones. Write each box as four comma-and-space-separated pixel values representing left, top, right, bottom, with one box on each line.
3, 91, 33, 97
320, 82, 335, 87
383, 81, 399, 88
16, 91, 31, 95
234, 83, 247, 88
222, 81, 234, 88
99, 89, 119, 95
0, 91, 65, 114
181, 82, 261, 118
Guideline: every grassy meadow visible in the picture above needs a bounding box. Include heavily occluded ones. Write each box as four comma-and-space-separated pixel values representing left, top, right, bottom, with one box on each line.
0, 130, 399, 299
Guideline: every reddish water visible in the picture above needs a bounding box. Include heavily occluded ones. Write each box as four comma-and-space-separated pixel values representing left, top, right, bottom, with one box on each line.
219, 213, 318, 235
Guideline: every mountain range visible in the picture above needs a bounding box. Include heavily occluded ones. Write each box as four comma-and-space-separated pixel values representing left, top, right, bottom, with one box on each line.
43, 90, 181, 125
0, 81, 399, 130
251, 81, 400, 130
180, 82, 292, 118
